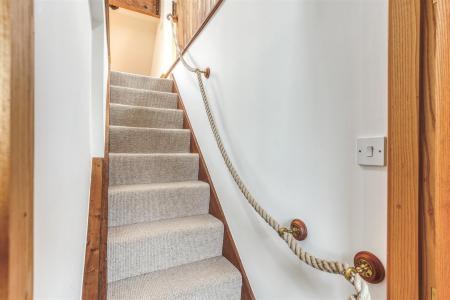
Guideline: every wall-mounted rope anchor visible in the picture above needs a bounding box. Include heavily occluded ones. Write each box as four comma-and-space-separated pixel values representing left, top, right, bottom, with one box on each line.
200, 67, 210, 79
278, 219, 308, 241
344, 251, 385, 284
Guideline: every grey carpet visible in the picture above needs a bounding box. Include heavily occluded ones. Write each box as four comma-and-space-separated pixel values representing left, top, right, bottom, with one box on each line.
110, 103, 183, 129
109, 181, 210, 227
111, 85, 178, 109
110, 126, 190, 154
111, 71, 174, 92
108, 214, 224, 282
108, 257, 242, 300
107, 72, 242, 299
109, 153, 199, 186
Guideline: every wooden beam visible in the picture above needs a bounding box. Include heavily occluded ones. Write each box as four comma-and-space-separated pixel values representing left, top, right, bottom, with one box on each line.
387, 0, 421, 299
434, 2, 450, 298
0, 0, 34, 298
82, 158, 104, 300
109, 0, 160, 17
420, 1, 450, 299
420, 0, 437, 298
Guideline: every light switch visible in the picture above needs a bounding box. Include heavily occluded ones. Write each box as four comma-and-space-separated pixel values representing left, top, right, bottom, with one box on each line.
357, 137, 386, 166
366, 146, 374, 157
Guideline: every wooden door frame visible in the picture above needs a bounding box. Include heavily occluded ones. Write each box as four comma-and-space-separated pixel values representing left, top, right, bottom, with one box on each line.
0, 0, 34, 299
387, 1, 421, 299
388, 1, 450, 299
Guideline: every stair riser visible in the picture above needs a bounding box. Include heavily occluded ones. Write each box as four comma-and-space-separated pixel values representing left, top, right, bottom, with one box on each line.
110, 86, 178, 109
108, 221, 224, 282
110, 104, 183, 129
109, 154, 199, 186
110, 127, 191, 154
107, 257, 242, 300
109, 184, 210, 227
111, 72, 173, 92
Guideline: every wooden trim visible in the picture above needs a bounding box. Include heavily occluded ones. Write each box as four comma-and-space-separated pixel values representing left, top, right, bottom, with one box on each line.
109, 0, 160, 17
163, 0, 224, 77
82, 158, 104, 300
387, 1, 421, 299
420, 1, 450, 299
433, 2, 450, 298
99, 2, 111, 299
0, 0, 34, 298
419, 0, 436, 297
172, 75, 255, 300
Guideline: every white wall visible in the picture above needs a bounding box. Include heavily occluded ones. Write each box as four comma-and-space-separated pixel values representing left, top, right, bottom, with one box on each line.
110, 8, 159, 75
90, 0, 107, 157
34, 0, 106, 298
162, 0, 388, 299
150, 0, 176, 76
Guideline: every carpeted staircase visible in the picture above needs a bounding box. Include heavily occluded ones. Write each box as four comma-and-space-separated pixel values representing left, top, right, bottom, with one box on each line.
107, 71, 243, 300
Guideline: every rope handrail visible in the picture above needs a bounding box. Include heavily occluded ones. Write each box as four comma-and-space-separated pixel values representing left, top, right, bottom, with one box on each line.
166, 13, 372, 300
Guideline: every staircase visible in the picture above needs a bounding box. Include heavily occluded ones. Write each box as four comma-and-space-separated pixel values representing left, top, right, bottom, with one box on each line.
107, 71, 243, 300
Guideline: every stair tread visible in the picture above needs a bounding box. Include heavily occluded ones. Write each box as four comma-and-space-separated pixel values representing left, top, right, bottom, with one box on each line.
108, 256, 242, 300
108, 214, 222, 242
110, 103, 183, 129
111, 71, 174, 92
109, 153, 199, 186
109, 126, 191, 154
110, 85, 178, 109
109, 181, 210, 227
108, 214, 224, 282
109, 152, 198, 158
109, 180, 209, 193
111, 85, 177, 96
110, 102, 182, 113
111, 71, 174, 84
109, 125, 189, 133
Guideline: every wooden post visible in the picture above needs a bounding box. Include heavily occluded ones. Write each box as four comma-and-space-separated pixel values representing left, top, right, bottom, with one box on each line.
420, 1, 450, 299
387, 0, 421, 299
0, 0, 34, 299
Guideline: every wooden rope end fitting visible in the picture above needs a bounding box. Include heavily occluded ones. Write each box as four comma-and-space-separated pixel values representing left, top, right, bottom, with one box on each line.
278, 219, 308, 241
203, 67, 210, 79
345, 251, 385, 284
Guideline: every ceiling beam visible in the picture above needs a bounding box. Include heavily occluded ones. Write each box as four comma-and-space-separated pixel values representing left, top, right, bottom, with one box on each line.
109, 0, 160, 17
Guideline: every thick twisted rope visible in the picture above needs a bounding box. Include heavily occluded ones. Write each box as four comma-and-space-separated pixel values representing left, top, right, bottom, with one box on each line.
168, 14, 370, 300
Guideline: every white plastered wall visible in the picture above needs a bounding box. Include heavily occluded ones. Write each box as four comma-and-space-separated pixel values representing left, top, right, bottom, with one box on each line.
34, 0, 107, 298
109, 8, 159, 76
156, 0, 388, 299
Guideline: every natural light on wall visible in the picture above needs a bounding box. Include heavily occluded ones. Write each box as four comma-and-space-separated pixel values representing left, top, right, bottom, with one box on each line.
109, 8, 159, 75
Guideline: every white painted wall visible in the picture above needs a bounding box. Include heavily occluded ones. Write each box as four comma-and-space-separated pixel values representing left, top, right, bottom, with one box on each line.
110, 8, 159, 75
150, 0, 176, 76
34, 0, 106, 298
90, 2, 107, 157
160, 0, 388, 299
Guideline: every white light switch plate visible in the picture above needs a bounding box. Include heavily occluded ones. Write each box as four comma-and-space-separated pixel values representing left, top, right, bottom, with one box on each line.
357, 137, 386, 166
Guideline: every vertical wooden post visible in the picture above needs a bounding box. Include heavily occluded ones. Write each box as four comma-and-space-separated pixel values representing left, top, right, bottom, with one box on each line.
387, 0, 421, 299
0, 0, 34, 299
420, 1, 450, 299
420, 0, 437, 298
433, 3, 450, 297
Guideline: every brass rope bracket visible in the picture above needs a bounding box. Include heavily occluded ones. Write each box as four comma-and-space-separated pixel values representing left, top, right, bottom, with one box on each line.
278, 219, 308, 241
344, 251, 385, 284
